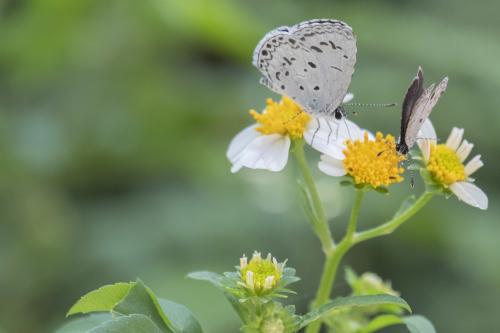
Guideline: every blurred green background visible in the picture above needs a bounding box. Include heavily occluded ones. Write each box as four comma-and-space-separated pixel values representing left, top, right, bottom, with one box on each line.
1, 0, 499, 332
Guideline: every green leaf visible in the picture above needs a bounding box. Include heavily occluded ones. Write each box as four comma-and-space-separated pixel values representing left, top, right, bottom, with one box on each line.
357, 314, 403, 333
67, 282, 134, 316
298, 294, 411, 328
186, 271, 226, 289
393, 195, 416, 218
339, 177, 354, 187
403, 315, 436, 333
344, 267, 358, 287
114, 279, 172, 332
158, 299, 203, 333
56, 314, 112, 333
88, 314, 164, 333
187, 271, 247, 322
357, 314, 436, 333
374, 187, 389, 195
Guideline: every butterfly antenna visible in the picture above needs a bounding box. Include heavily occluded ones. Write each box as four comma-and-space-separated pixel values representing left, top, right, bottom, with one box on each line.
345, 102, 397, 108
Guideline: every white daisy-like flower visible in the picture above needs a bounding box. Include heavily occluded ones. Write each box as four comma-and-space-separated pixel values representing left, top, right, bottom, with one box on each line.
226, 95, 358, 173
416, 119, 487, 210
318, 127, 405, 189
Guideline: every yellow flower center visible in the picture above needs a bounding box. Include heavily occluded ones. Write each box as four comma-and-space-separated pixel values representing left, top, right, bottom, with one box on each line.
241, 254, 281, 295
427, 144, 466, 185
343, 132, 405, 188
250, 96, 311, 139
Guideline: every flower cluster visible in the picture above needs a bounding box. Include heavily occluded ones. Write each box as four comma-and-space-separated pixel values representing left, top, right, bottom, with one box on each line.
227, 94, 488, 209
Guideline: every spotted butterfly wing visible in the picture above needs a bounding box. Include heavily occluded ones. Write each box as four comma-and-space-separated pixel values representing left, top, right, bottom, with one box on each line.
398, 67, 448, 154
252, 19, 357, 117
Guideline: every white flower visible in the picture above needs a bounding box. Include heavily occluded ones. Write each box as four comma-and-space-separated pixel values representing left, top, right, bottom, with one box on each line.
227, 95, 359, 173
417, 119, 488, 210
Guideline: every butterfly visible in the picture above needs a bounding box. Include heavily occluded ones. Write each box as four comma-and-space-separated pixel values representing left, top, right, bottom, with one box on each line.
252, 19, 357, 120
397, 67, 448, 154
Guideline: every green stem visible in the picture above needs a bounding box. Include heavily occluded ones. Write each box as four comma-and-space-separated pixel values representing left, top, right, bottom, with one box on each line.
305, 190, 364, 333
292, 139, 335, 253
306, 190, 434, 333
354, 191, 435, 244
347, 190, 365, 238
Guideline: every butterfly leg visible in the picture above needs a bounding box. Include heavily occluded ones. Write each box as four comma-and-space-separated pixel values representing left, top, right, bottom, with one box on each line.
342, 116, 353, 141
311, 118, 321, 147
326, 120, 333, 144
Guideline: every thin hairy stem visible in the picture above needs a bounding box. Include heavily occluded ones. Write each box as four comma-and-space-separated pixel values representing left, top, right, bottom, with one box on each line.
292, 139, 335, 254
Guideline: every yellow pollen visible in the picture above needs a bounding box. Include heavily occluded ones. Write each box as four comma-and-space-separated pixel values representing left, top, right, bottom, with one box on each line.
342, 132, 405, 188
427, 144, 466, 185
250, 96, 311, 139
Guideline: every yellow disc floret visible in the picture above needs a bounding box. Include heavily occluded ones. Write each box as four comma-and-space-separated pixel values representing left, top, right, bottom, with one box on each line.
240, 252, 283, 295
343, 132, 405, 188
427, 143, 466, 185
250, 97, 311, 139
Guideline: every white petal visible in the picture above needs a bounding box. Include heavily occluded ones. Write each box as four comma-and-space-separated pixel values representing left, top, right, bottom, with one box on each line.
343, 92, 354, 104
263, 276, 275, 290
340, 118, 364, 141
318, 154, 346, 177
246, 271, 255, 290
456, 140, 474, 162
227, 124, 260, 160
304, 118, 346, 159
240, 255, 247, 269
417, 118, 437, 142
464, 154, 483, 176
418, 139, 432, 163
232, 134, 290, 172
449, 181, 488, 210
446, 127, 464, 151
417, 118, 437, 154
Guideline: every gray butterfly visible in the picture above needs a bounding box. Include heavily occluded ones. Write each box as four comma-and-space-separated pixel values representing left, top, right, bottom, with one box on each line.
252, 19, 357, 120
397, 67, 448, 154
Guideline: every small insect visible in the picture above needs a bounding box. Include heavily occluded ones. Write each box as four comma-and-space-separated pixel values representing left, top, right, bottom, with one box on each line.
397, 66, 448, 155
252, 19, 357, 121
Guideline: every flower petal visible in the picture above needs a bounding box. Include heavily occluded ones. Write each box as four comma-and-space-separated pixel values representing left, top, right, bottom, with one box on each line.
226, 124, 260, 160
449, 181, 488, 210
343, 93, 354, 104
417, 118, 437, 141
230, 134, 290, 173
304, 118, 349, 159
418, 139, 432, 163
464, 154, 483, 176
446, 127, 464, 151
417, 118, 437, 157
456, 139, 474, 162
318, 154, 346, 177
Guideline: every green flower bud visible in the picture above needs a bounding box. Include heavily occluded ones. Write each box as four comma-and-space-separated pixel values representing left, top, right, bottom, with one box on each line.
239, 251, 285, 296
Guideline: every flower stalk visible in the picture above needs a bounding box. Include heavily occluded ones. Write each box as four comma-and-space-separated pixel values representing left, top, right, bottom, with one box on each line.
353, 191, 435, 244
301, 186, 434, 333
292, 139, 335, 254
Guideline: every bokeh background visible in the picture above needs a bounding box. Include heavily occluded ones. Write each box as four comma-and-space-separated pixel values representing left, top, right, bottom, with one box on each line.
1, 0, 499, 332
